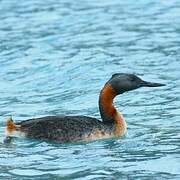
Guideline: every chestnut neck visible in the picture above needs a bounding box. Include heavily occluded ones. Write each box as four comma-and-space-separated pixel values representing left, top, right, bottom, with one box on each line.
99, 84, 118, 123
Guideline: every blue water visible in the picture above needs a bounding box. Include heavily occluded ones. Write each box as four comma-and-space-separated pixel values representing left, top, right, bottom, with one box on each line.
0, 0, 180, 179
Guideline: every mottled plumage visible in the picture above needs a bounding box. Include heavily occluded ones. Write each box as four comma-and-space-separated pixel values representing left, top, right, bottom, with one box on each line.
17, 116, 114, 143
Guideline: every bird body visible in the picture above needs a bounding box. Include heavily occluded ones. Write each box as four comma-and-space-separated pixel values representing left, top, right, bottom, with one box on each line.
5, 73, 164, 143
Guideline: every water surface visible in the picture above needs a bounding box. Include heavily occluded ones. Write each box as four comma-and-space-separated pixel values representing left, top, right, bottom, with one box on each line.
0, 0, 180, 179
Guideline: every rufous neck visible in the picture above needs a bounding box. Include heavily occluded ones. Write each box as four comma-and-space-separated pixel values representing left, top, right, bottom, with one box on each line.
99, 84, 117, 123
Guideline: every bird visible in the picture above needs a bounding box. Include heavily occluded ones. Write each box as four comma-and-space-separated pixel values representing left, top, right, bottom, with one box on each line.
5, 73, 165, 143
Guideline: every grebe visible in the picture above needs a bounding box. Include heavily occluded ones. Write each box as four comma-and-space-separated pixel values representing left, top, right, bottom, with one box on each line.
5, 73, 165, 143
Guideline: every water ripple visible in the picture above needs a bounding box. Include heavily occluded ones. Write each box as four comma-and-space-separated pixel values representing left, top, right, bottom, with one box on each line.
0, 0, 180, 179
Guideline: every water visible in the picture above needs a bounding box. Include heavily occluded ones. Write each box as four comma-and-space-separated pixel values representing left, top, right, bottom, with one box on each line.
0, 0, 180, 179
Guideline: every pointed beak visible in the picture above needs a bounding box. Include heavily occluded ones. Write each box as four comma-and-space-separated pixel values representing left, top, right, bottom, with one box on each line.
140, 80, 165, 87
